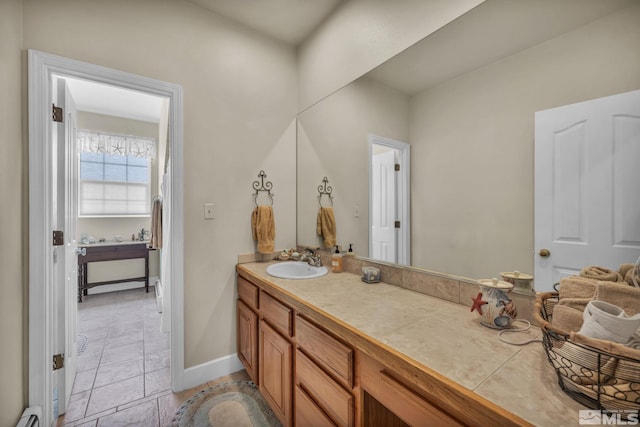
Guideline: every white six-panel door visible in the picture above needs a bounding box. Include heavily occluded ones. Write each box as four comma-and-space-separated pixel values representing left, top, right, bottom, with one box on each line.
371, 149, 397, 263
534, 90, 640, 292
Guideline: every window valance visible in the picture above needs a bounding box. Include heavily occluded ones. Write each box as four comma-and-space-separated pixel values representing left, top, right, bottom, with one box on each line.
77, 129, 156, 159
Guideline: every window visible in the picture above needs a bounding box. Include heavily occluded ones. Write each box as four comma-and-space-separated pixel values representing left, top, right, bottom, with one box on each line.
79, 152, 151, 216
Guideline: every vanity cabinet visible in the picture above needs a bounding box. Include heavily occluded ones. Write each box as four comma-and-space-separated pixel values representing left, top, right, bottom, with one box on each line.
260, 320, 293, 426
295, 315, 355, 427
360, 352, 464, 427
236, 265, 530, 427
237, 277, 259, 383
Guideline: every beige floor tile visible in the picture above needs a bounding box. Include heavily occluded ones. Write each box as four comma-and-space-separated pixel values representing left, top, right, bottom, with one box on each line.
145, 367, 171, 396
100, 341, 144, 366
96, 400, 159, 427
71, 368, 96, 394
86, 374, 145, 416
94, 357, 144, 388
60, 390, 91, 424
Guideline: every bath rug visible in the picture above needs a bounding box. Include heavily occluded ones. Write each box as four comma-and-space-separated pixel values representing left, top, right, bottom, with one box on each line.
77, 334, 88, 356
170, 381, 281, 427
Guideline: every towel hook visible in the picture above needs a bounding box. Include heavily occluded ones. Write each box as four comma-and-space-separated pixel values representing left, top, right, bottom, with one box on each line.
252, 170, 274, 207
318, 176, 333, 207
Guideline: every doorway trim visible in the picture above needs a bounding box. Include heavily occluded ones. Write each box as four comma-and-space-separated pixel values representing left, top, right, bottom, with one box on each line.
368, 134, 410, 265
28, 50, 184, 425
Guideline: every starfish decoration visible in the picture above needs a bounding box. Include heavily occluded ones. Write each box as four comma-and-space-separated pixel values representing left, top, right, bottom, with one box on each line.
470, 292, 488, 315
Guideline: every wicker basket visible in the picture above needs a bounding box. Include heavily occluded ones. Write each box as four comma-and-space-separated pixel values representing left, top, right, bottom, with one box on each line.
533, 292, 640, 415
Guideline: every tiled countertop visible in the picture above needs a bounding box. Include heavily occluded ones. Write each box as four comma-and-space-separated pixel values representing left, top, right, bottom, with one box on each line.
238, 261, 584, 427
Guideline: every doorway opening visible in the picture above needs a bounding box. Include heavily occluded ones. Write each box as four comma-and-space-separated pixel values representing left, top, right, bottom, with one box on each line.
368, 135, 410, 265
28, 50, 184, 427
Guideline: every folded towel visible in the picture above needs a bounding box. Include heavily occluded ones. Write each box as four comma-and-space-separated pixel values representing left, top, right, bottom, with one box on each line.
578, 300, 640, 343
150, 197, 162, 249
559, 276, 597, 299
251, 205, 275, 254
619, 263, 635, 279
316, 207, 336, 248
557, 297, 592, 313
551, 304, 584, 333
624, 266, 639, 287
596, 281, 640, 316
571, 331, 640, 361
580, 265, 622, 282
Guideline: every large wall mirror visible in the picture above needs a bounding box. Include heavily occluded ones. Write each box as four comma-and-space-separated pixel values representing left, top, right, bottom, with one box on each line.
296, 0, 640, 285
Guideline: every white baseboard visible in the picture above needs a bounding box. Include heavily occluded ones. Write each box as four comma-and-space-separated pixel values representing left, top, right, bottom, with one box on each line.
86, 276, 159, 295
182, 354, 245, 390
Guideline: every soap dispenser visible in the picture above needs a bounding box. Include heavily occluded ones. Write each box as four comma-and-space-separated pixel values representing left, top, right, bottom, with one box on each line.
331, 245, 343, 273
345, 243, 355, 257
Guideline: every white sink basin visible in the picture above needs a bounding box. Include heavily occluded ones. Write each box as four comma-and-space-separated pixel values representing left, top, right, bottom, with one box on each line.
266, 261, 328, 280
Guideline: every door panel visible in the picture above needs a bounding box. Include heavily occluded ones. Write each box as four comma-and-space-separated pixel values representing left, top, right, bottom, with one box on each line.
372, 149, 397, 263
53, 77, 79, 415
535, 90, 640, 291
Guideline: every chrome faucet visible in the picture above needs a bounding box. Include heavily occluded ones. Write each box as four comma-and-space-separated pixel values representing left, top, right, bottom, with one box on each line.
301, 248, 323, 267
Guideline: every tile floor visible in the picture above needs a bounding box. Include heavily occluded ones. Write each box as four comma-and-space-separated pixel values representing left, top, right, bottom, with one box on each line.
56, 286, 248, 427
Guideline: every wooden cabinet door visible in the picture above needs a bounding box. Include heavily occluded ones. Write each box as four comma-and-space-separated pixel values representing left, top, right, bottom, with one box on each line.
237, 300, 258, 384
260, 320, 292, 426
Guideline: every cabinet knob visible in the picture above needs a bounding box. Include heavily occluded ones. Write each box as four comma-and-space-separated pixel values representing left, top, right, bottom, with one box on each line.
538, 248, 551, 257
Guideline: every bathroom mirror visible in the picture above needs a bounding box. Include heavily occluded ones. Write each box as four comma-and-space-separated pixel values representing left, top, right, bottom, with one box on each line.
296, 0, 639, 282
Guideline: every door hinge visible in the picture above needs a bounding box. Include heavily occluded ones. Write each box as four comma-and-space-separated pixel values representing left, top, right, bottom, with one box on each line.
53, 230, 64, 246
52, 104, 63, 123
53, 353, 64, 370
395, 221, 401, 228
395, 163, 400, 172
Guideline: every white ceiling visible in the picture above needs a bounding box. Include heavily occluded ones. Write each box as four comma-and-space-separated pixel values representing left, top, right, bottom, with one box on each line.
368, 0, 637, 95
185, 0, 343, 45
64, 77, 166, 124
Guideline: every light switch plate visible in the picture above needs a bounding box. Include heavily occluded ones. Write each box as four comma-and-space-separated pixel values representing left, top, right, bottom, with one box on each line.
204, 203, 214, 220
353, 206, 360, 218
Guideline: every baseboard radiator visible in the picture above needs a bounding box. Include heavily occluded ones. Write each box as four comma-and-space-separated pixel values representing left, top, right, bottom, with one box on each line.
17, 407, 41, 427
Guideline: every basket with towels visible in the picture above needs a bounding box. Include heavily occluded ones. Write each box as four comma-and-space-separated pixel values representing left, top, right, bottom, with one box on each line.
534, 264, 640, 416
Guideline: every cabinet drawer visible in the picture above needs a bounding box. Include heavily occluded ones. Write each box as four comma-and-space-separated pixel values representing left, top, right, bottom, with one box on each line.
296, 315, 354, 388
237, 276, 259, 310
295, 385, 338, 427
360, 352, 463, 427
296, 349, 354, 427
261, 291, 293, 337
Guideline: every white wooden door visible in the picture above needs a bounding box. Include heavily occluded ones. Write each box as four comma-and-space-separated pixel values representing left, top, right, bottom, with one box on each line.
534, 90, 640, 292
371, 149, 397, 263
53, 77, 79, 415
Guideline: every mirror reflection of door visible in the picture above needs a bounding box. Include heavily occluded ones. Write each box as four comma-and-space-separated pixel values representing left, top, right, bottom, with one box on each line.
371, 147, 396, 262
369, 135, 410, 265
534, 89, 640, 292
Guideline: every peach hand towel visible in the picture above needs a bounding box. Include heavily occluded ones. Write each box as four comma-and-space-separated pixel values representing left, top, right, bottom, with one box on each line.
251, 205, 275, 254
150, 197, 162, 249
580, 265, 623, 282
595, 281, 640, 316
316, 207, 336, 248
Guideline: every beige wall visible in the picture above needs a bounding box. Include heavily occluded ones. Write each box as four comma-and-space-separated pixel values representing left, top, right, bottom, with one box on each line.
297, 0, 483, 111
297, 76, 409, 255
0, 0, 24, 424
409, 2, 640, 280
23, 0, 298, 371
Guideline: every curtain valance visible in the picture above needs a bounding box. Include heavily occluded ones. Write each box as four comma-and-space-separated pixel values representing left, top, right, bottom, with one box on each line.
78, 129, 156, 159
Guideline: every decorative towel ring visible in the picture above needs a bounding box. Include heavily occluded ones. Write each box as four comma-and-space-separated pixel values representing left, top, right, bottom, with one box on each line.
317, 176, 333, 207
252, 170, 274, 207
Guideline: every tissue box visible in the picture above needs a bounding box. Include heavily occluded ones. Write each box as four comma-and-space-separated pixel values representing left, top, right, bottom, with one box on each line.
361, 267, 380, 283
